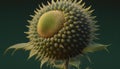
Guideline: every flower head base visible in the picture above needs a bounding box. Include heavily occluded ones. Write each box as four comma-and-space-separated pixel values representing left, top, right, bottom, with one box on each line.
5, 0, 108, 69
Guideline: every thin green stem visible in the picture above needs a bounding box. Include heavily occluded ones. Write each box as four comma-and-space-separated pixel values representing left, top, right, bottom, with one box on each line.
64, 58, 69, 69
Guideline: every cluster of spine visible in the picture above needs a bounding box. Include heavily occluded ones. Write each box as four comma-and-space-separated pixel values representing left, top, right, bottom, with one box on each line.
25, 0, 98, 61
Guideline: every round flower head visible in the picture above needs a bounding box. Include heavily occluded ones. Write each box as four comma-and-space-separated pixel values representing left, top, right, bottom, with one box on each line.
5, 0, 108, 69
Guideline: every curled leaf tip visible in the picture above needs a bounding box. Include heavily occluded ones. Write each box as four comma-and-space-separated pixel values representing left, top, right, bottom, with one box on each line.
82, 43, 109, 54
4, 43, 28, 55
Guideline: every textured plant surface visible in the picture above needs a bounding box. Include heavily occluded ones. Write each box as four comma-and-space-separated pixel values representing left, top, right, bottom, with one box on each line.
5, 0, 108, 69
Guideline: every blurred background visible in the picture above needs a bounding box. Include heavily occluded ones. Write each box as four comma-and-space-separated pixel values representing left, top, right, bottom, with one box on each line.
0, 0, 119, 69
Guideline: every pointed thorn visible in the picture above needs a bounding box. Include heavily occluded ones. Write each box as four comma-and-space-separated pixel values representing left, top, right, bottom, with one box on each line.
38, 5, 42, 10
34, 10, 38, 14
89, 9, 94, 13
24, 31, 29, 34
4, 48, 9, 55
26, 25, 30, 28
77, 0, 83, 5
27, 20, 31, 23
73, 0, 77, 4
47, 1, 51, 5
42, 3, 45, 8
104, 44, 110, 54
29, 15, 34, 18
105, 47, 110, 54
85, 6, 92, 11
91, 16, 97, 19
36, 8, 39, 12
86, 55, 92, 64
11, 49, 17, 56
81, 2, 85, 8
52, 0, 55, 3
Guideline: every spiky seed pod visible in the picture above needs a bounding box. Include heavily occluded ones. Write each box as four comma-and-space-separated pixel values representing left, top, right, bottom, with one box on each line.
26, 0, 98, 60
6, 0, 108, 69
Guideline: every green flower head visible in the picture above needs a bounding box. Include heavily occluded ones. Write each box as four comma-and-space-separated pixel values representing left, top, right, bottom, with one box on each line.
5, 0, 108, 69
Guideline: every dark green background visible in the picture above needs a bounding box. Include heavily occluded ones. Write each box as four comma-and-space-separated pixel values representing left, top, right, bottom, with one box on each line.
0, 0, 119, 69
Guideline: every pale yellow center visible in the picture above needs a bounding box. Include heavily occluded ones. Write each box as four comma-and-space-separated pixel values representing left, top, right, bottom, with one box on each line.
37, 10, 65, 38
